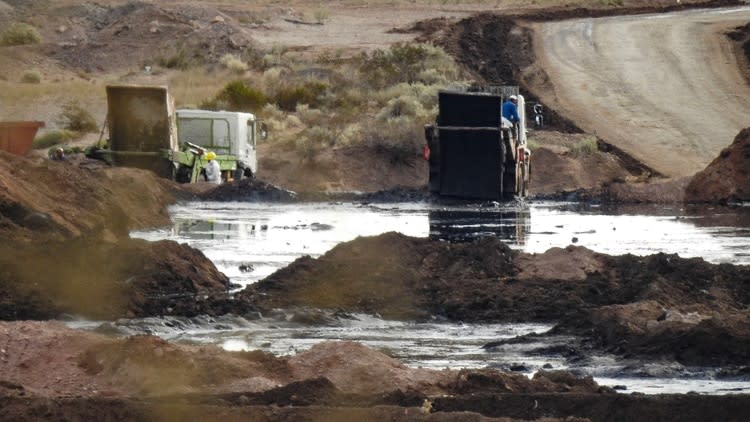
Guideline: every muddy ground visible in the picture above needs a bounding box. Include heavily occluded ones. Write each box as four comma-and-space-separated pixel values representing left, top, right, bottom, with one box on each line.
2, 0, 750, 420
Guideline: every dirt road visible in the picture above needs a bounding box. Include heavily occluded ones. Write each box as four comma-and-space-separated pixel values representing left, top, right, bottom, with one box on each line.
534, 6, 750, 177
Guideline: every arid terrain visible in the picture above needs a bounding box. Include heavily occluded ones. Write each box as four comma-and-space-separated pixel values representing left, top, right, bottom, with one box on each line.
2, 0, 750, 421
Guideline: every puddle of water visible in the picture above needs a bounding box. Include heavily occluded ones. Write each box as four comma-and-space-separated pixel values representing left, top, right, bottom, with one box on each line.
132, 201, 750, 288
125, 201, 750, 395
66, 312, 750, 395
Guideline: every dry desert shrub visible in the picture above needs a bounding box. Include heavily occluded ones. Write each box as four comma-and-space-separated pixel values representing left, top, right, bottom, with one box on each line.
33, 130, 75, 149
569, 136, 599, 156
376, 95, 429, 121
219, 54, 248, 73
361, 118, 423, 165
358, 43, 459, 89
188, 41, 462, 167
1, 22, 42, 46
21, 70, 41, 84
57, 101, 98, 133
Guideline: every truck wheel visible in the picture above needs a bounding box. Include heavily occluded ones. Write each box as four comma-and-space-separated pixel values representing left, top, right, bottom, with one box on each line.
175, 166, 191, 184
234, 167, 244, 181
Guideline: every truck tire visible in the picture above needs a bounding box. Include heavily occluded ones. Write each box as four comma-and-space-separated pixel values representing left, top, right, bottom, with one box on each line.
234, 167, 244, 181
175, 165, 192, 184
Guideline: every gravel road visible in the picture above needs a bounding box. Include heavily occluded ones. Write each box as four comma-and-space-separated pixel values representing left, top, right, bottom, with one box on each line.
535, 6, 750, 177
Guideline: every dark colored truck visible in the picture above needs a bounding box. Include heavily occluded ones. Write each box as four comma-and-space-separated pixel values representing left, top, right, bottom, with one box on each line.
424, 89, 531, 200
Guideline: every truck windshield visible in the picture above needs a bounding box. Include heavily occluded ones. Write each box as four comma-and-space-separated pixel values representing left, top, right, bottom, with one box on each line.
179, 118, 231, 150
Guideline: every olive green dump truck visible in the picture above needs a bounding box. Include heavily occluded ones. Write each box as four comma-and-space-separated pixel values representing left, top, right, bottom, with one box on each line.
91, 85, 265, 183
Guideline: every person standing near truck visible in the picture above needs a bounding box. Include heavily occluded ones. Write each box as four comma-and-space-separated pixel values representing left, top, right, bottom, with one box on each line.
502, 95, 520, 124
204, 151, 222, 185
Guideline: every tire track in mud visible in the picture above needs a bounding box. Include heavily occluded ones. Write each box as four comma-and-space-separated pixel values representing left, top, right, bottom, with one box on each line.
533, 6, 750, 177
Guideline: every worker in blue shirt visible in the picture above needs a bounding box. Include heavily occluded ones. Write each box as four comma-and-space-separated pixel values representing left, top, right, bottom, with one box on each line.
502, 95, 520, 124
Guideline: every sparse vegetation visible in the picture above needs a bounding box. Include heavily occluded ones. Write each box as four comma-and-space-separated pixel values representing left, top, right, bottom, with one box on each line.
274, 82, 328, 111
219, 54, 249, 74
1, 22, 42, 46
21, 70, 42, 84
32, 130, 75, 149
189, 41, 462, 166
569, 136, 599, 156
313, 8, 330, 24
361, 119, 423, 165
359, 43, 459, 88
157, 49, 200, 70
57, 101, 99, 133
203, 80, 267, 111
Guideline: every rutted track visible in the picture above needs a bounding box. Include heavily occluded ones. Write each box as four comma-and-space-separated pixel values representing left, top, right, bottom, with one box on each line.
533, 6, 750, 177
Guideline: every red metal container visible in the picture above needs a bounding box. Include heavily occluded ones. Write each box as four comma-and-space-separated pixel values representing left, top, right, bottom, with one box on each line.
0, 121, 45, 155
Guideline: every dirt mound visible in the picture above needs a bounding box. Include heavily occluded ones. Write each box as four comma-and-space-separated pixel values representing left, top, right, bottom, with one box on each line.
0, 237, 232, 320
685, 127, 750, 203
0, 321, 608, 417
585, 301, 750, 366
3, 321, 749, 421
0, 152, 174, 241
200, 178, 297, 202
0, 153, 234, 320
239, 232, 750, 365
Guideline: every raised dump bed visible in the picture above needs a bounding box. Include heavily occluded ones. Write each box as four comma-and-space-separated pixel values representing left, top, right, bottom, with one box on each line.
0, 121, 45, 155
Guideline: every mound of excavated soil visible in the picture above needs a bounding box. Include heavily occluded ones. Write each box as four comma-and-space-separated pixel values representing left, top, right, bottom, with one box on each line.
685, 127, 750, 203
200, 177, 297, 202
0, 153, 233, 320
238, 232, 750, 366
0, 321, 611, 420
0, 153, 173, 241
0, 237, 232, 320
3, 321, 749, 421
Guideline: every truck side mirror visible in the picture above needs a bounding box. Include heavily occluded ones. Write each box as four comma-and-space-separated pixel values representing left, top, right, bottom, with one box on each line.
259, 122, 268, 140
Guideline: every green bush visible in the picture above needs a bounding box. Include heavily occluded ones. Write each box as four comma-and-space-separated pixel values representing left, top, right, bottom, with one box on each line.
217, 80, 266, 111
57, 101, 98, 133
312, 8, 330, 24
157, 49, 199, 70
361, 119, 421, 166
1, 22, 42, 46
21, 70, 41, 84
359, 43, 459, 89
219, 54, 248, 73
274, 81, 327, 111
33, 130, 75, 149
376, 95, 426, 121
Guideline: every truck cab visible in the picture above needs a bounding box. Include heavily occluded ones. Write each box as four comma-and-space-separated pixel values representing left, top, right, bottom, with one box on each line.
176, 109, 261, 180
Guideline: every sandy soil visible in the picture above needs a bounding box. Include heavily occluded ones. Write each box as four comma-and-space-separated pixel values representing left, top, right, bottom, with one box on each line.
532, 6, 750, 177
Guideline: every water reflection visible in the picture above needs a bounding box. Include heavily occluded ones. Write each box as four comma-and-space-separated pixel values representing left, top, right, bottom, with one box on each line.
131, 201, 750, 289
428, 207, 531, 244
